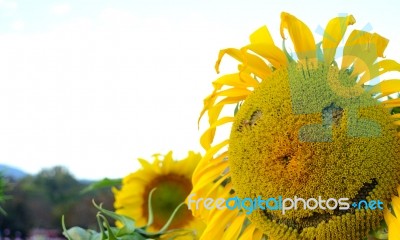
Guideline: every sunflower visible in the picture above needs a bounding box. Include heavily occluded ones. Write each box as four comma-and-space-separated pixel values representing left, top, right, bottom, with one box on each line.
113, 151, 206, 239
190, 12, 400, 239
384, 185, 400, 240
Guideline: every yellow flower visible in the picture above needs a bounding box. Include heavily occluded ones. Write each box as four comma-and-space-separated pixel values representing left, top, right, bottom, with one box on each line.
384, 186, 400, 240
113, 151, 205, 239
192, 12, 400, 239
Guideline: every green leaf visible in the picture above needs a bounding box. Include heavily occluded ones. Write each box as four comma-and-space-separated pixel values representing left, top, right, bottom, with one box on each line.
63, 216, 102, 240
118, 232, 147, 240
146, 188, 156, 227
97, 215, 118, 240
157, 202, 186, 233
136, 202, 186, 238
93, 200, 136, 236
81, 178, 122, 194
66, 227, 102, 240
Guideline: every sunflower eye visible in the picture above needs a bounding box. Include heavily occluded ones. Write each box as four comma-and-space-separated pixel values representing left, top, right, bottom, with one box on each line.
237, 110, 263, 132
322, 103, 344, 127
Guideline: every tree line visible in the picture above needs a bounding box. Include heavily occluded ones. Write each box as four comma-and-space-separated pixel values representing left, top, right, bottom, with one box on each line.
0, 166, 114, 239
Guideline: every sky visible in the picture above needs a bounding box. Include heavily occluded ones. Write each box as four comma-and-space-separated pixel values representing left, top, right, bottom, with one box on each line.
0, 0, 399, 180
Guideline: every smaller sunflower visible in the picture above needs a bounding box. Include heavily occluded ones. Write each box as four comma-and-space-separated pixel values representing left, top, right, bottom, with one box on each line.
384, 186, 400, 240
113, 151, 205, 239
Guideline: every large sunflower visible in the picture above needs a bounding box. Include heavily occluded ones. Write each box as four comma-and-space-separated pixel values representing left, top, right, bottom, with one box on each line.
113, 151, 205, 239
191, 12, 400, 239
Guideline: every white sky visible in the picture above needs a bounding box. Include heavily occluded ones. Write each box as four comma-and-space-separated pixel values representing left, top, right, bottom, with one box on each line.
0, 0, 399, 179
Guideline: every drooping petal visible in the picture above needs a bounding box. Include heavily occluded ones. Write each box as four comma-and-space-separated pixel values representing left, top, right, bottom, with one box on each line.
342, 30, 389, 81
192, 152, 228, 186
280, 12, 316, 61
200, 206, 239, 240
323, 14, 356, 64
392, 195, 400, 223
203, 96, 248, 146
245, 43, 288, 68
384, 207, 400, 240
222, 213, 247, 240
391, 113, 400, 119
250, 25, 275, 45
205, 172, 231, 198
382, 98, 400, 108
212, 73, 258, 89
198, 90, 219, 126
191, 160, 229, 195
138, 158, 153, 169
215, 48, 272, 79
238, 224, 257, 240
200, 117, 235, 149
359, 59, 400, 85
216, 88, 253, 98
369, 79, 400, 97
247, 26, 287, 68
252, 228, 264, 240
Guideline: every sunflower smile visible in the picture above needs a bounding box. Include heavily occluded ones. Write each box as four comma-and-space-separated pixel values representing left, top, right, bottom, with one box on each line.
262, 178, 380, 233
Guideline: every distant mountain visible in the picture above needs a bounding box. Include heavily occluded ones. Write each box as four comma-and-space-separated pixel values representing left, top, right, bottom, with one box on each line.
0, 164, 28, 179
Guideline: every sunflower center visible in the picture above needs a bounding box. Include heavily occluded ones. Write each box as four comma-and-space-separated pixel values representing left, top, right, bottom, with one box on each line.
229, 63, 400, 238
143, 173, 193, 229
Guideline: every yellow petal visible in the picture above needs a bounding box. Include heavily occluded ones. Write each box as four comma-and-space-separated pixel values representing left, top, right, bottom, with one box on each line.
239, 69, 262, 87
207, 95, 247, 125
280, 12, 316, 61
216, 88, 253, 98
392, 196, 400, 222
359, 59, 400, 85
248, 25, 287, 67
138, 158, 152, 169
192, 152, 227, 189
199, 96, 245, 146
161, 151, 174, 174
200, 207, 239, 240
202, 139, 229, 163
383, 98, 400, 108
250, 25, 275, 45
252, 228, 264, 240
192, 160, 228, 193
384, 207, 400, 240
215, 48, 272, 79
323, 15, 356, 64
244, 43, 288, 68
238, 224, 256, 240
342, 30, 389, 79
212, 73, 257, 89
222, 214, 247, 240
198, 91, 218, 126
205, 172, 231, 197
369, 79, 400, 97
391, 113, 400, 119
200, 117, 235, 149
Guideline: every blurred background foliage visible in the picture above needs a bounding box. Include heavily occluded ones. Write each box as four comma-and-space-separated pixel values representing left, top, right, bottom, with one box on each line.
0, 166, 114, 239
